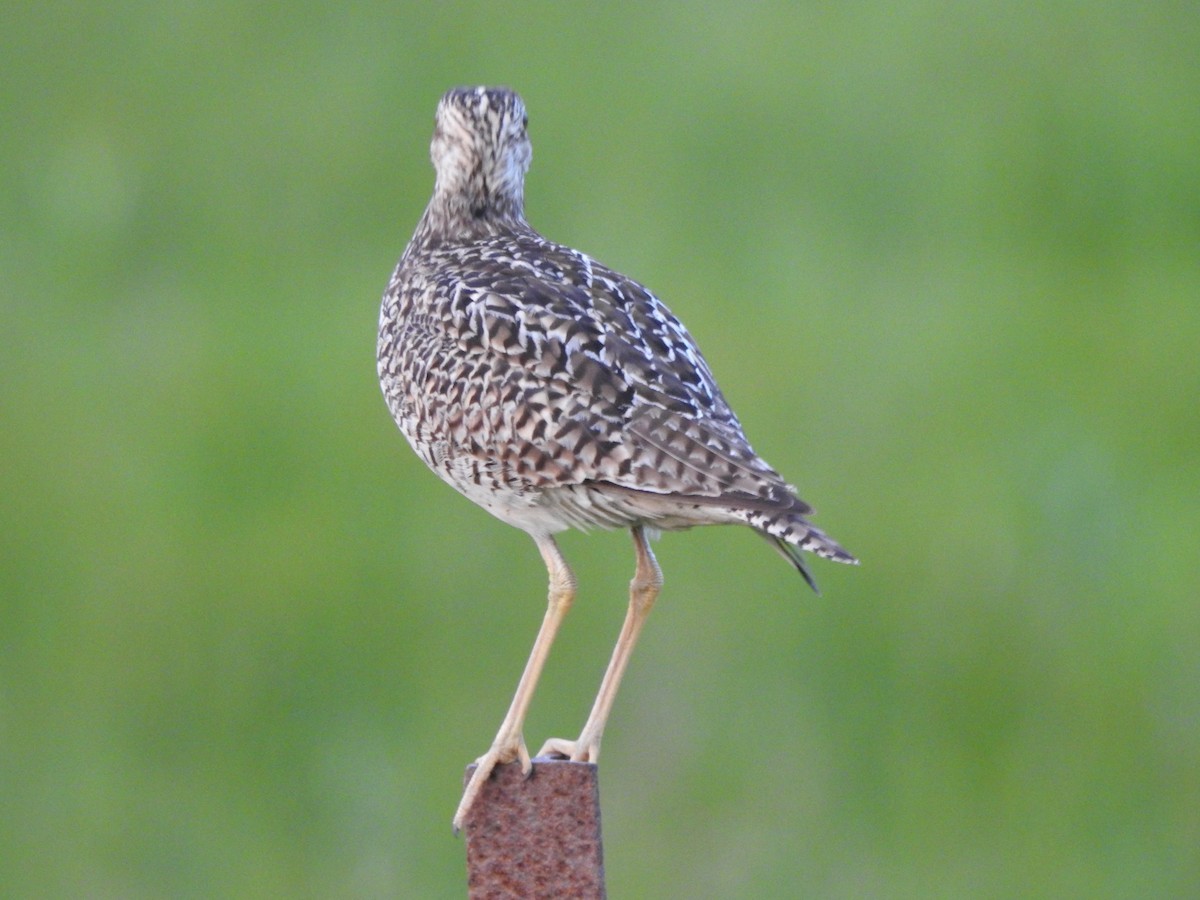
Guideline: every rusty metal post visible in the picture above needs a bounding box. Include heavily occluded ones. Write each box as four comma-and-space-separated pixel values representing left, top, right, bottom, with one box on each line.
462, 758, 606, 899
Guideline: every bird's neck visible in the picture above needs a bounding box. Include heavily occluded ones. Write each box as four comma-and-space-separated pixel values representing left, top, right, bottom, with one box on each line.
414, 177, 528, 247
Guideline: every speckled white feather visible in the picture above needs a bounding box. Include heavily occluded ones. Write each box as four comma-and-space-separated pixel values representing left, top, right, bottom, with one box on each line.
378, 86, 855, 587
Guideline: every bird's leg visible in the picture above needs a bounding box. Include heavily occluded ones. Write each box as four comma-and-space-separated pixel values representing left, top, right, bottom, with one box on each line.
539, 525, 662, 764
453, 534, 576, 833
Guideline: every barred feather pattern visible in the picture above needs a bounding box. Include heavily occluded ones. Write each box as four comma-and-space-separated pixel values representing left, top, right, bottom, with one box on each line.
378, 86, 855, 587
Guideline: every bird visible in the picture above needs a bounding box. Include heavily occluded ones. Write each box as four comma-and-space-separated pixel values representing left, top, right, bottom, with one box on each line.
377, 86, 857, 833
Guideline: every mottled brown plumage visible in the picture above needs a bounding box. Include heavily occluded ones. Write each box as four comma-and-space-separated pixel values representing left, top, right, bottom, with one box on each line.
377, 86, 856, 831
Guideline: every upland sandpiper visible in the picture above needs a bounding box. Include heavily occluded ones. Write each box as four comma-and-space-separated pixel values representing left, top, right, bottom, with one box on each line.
377, 86, 857, 832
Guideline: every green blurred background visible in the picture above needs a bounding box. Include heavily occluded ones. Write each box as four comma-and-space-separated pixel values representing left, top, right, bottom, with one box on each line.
3, 3, 1198, 897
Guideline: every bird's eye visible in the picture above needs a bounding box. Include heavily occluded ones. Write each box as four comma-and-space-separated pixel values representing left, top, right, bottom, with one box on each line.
521, 114, 529, 131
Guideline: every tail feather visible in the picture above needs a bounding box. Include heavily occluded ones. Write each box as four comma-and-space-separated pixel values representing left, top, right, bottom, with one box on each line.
764, 534, 822, 593
753, 516, 858, 595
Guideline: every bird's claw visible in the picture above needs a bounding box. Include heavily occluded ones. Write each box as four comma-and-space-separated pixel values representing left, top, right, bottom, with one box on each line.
452, 735, 531, 834
536, 736, 600, 763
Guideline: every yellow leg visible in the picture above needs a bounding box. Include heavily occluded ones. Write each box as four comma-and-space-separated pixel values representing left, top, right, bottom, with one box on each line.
539, 525, 662, 763
453, 534, 576, 833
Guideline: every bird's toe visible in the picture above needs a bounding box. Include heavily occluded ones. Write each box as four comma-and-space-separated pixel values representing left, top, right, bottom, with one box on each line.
536, 736, 600, 763
453, 735, 531, 833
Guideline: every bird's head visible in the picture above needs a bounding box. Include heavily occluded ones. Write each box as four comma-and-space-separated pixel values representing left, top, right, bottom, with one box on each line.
429, 86, 531, 225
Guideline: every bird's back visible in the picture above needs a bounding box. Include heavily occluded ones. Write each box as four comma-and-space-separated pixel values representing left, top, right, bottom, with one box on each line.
377, 86, 855, 583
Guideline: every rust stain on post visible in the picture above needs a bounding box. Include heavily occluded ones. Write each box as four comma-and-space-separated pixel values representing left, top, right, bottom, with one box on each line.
463, 758, 606, 900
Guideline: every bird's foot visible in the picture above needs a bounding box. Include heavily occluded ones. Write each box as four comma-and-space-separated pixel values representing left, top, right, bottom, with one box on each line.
536, 732, 600, 763
452, 735, 532, 834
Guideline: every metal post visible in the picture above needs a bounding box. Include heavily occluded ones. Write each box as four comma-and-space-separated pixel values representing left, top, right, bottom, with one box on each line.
463, 758, 606, 899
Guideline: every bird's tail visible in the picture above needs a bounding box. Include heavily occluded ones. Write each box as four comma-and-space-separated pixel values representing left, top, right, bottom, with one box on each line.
752, 514, 858, 595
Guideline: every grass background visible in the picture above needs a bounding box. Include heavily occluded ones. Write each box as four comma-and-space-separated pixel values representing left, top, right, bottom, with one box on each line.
3, 3, 1198, 897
